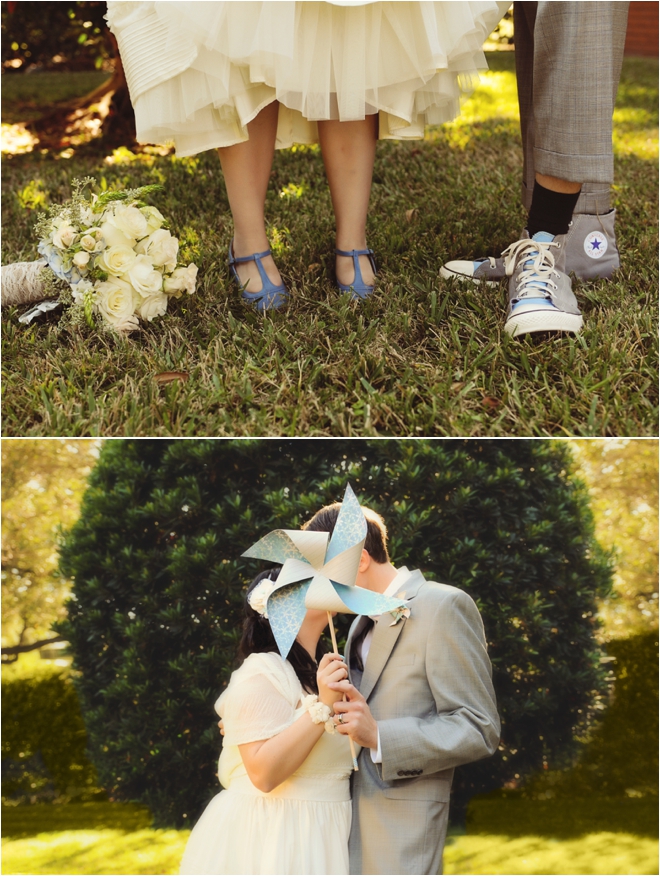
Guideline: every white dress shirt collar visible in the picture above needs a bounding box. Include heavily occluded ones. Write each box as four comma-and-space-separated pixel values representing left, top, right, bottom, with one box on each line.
369, 566, 411, 620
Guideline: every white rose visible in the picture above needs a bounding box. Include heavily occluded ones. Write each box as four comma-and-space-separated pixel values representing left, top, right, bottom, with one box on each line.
80, 234, 98, 252
136, 229, 178, 272
163, 263, 198, 297
125, 254, 163, 297
95, 277, 139, 330
99, 220, 133, 249
140, 206, 165, 234
73, 251, 91, 268
52, 221, 77, 249
138, 291, 168, 322
108, 203, 148, 240
113, 314, 141, 332
97, 244, 137, 277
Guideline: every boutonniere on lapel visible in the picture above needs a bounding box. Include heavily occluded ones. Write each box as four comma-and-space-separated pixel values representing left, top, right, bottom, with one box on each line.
389, 593, 411, 626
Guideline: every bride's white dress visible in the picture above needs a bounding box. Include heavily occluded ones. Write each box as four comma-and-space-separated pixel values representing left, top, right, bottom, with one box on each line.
179, 651, 355, 875
106, 1, 510, 156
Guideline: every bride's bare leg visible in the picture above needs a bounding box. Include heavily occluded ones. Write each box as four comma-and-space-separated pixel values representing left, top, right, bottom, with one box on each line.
318, 115, 378, 287
217, 100, 281, 293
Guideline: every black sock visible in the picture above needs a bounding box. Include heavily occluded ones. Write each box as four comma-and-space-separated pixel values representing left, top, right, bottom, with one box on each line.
526, 181, 582, 237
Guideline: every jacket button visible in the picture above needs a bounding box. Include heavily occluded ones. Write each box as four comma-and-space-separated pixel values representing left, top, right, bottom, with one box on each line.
397, 770, 405, 776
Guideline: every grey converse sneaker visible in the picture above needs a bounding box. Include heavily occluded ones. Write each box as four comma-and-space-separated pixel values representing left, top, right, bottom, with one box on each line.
440, 208, 620, 283
503, 232, 583, 337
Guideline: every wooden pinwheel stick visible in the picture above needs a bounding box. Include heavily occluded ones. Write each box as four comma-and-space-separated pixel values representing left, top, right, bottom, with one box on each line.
327, 611, 359, 772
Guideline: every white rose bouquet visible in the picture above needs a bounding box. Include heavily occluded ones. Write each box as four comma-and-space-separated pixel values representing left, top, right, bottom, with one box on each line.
1, 178, 198, 333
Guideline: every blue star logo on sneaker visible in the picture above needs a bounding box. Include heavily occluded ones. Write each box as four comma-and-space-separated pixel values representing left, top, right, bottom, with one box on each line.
584, 230, 608, 259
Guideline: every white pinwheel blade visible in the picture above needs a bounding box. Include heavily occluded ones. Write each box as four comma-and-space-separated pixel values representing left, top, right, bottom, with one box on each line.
281, 530, 329, 569
274, 558, 317, 591
320, 542, 365, 588
304, 574, 349, 612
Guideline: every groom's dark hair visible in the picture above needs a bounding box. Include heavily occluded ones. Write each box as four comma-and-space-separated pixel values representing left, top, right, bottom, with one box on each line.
303, 502, 390, 564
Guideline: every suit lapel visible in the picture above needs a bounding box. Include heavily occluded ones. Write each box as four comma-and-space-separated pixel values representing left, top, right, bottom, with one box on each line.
359, 569, 426, 702
360, 614, 406, 702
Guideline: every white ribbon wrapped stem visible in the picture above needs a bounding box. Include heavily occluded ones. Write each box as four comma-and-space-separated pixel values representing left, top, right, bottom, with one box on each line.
1, 260, 50, 307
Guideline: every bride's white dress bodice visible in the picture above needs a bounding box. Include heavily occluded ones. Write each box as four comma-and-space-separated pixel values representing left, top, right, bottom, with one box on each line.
216, 651, 355, 799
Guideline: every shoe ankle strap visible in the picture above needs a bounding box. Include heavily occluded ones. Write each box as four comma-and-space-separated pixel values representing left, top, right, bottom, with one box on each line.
335, 248, 374, 258
228, 245, 272, 266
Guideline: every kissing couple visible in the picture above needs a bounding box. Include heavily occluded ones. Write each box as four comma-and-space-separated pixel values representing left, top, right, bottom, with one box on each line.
179, 494, 500, 875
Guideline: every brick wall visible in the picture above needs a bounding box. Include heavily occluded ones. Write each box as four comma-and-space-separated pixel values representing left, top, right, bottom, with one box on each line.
624, 2, 659, 57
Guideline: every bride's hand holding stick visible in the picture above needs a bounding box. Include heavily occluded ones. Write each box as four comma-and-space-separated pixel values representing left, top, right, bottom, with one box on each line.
326, 611, 359, 771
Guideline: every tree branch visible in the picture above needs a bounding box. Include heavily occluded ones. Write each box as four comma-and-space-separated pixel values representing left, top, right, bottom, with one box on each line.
1, 634, 66, 656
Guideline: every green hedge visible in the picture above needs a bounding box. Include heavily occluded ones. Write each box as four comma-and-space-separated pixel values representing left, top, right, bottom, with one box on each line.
466, 796, 658, 839
470, 628, 659, 820
522, 629, 659, 799
1, 665, 99, 802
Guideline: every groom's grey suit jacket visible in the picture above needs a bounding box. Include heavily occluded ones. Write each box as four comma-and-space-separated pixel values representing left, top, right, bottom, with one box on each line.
346, 569, 499, 876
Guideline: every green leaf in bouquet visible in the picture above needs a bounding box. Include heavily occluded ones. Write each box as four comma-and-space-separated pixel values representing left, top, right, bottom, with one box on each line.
94, 184, 164, 211
83, 289, 95, 330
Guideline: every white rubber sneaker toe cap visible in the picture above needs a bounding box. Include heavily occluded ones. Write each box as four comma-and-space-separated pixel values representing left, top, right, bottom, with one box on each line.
440, 260, 497, 286
504, 307, 584, 337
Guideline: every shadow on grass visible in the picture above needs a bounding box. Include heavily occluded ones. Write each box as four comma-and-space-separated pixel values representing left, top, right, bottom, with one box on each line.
466, 796, 659, 840
1, 802, 153, 839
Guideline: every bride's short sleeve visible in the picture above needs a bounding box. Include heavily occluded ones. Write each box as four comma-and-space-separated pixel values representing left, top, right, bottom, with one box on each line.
218, 653, 300, 746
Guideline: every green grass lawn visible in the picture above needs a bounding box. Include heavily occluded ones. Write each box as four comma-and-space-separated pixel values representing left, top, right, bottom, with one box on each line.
2, 799, 657, 875
1, 54, 657, 437
1, 804, 187, 875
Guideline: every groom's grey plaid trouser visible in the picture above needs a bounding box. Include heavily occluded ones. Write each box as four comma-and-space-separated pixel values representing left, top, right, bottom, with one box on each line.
515, 1, 630, 215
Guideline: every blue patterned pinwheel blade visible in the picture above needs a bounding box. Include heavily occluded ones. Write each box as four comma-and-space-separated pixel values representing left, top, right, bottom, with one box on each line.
324, 483, 368, 563
241, 530, 308, 565
331, 581, 407, 616
267, 579, 312, 659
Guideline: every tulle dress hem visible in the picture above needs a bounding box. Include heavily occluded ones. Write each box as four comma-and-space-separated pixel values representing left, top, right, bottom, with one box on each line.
106, 1, 509, 156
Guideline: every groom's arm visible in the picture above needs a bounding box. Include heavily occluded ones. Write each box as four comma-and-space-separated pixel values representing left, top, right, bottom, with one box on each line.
381, 588, 500, 781
332, 588, 500, 780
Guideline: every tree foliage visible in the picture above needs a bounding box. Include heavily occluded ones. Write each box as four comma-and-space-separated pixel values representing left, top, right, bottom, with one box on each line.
2, 439, 99, 649
1, 2, 110, 72
57, 438, 613, 827
2, 662, 99, 802
570, 439, 658, 637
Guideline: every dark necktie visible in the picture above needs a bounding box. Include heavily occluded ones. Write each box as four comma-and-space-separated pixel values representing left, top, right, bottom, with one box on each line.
350, 618, 374, 690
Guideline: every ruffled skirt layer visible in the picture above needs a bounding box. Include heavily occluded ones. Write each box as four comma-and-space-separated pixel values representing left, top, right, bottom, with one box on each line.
179, 781, 351, 875
107, 1, 508, 155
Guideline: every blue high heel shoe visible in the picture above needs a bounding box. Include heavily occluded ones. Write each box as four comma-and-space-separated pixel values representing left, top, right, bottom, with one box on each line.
228, 241, 288, 311
335, 248, 377, 300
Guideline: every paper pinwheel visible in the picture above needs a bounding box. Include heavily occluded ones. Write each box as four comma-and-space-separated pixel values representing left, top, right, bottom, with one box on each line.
241, 484, 407, 659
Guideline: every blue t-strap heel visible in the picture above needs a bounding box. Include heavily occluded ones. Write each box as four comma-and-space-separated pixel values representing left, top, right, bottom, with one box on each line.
335, 248, 377, 300
228, 241, 288, 311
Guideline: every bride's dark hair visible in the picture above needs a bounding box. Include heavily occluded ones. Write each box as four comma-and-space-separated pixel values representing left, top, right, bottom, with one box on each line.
238, 567, 324, 694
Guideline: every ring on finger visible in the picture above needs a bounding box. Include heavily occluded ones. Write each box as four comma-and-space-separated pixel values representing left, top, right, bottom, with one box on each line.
338, 713, 345, 724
